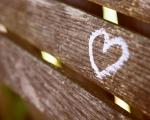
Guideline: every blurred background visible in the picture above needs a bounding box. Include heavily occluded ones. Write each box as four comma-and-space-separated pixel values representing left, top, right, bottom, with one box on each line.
0, 83, 33, 120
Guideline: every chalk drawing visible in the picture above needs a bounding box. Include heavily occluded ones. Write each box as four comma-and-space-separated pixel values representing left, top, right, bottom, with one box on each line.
89, 28, 129, 79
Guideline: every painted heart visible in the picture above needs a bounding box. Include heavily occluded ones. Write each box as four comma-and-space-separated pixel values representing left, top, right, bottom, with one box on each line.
89, 28, 129, 79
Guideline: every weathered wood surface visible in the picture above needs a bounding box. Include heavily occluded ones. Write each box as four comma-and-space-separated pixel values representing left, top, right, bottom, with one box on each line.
89, 0, 150, 23
61, 0, 150, 38
62, 0, 150, 38
0, 0, 150, 118
0, 35, 134, 120
0, 83, 45, 120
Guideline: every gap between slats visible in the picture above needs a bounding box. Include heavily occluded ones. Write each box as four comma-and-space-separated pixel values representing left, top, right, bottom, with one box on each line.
59, 0, 150, 38
0, 26, 147, 120
1, 35, 136, 119
88, 0, 150, 24
0, 0, 149, 119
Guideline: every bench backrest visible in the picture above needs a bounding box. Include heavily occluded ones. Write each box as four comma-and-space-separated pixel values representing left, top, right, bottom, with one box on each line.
0, 0, 150, 119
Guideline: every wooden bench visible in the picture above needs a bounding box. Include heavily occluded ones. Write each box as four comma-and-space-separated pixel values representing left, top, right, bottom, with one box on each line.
0, 0, 150, 119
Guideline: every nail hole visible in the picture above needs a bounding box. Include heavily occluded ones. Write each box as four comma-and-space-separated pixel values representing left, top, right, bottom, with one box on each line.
103, 6, 118, 24
0, 24, 8, 33
114, 96, 131, 113
41, 51, 62, 68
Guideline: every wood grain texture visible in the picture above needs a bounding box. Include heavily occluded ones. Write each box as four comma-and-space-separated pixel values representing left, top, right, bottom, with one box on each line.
0, 0, 150, 118
0, 35, 134, 120
89, 0, 150, 23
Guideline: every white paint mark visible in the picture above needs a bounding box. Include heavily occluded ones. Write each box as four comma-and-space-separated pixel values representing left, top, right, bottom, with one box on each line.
65, 6, 89, 21
29, 0, 53, 7
21, 79, 44, 112
89, 28, 129, 79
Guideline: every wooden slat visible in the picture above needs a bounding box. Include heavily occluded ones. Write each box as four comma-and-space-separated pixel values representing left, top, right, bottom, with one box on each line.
89, 0, 150, 23
0, 0, 150, 118
60, 0, 150, 38
0, 35, 134, 120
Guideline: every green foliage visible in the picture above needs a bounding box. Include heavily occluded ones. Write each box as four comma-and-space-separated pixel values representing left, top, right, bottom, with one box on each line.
0, 83, 28, 120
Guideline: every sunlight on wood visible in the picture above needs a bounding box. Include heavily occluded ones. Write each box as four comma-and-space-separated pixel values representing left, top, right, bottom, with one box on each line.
114, 96, 131, 113
103, 7, 118, 24
0, 24, 7, 33
41, 51, 62, 68
103, 6, 131, 114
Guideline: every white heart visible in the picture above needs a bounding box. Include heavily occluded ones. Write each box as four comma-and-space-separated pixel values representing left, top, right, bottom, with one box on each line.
89, 28, 129, 79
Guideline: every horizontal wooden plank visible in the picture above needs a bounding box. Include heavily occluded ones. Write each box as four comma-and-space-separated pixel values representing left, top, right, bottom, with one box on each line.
61, 0, 150, 38
0, 35, 134, 120
89, 0, 150, 23
0, 0, 150, 118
